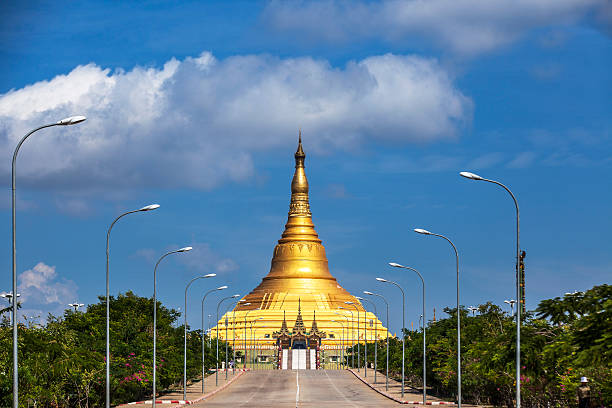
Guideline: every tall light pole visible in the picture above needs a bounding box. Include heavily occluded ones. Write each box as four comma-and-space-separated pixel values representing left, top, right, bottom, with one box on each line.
232, 301, 250, 375
364, 290, 390, 391
344, 302, 361, 372
358, 296, 378, 383
331, 320, 345, 369
152, 247, 197, 407
415, 228, 460, 407
201, 286, 227, 393
184, 276, 218, 399
337, 307, 354, 368
333, 312, 350, 369
389, 262, 427, 404
460, 170, 521, 407
68, 303, 84, 312
106, 203, 159, 407
243, 308, 261, 368
376, 277, 406, 398
215, 295, 239, 385
248, 318, 263, 368
1, 293, 20, 324
504, 300, 516, 316
12, 115, 86, 408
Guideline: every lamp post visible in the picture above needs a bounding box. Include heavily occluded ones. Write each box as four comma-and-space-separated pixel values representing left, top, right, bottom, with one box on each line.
1, 293, 20, 324
364, 290, 389, 391
344, 302, 361, 372
333, 312, 350, 369
248, 318, 263, 369
68, 303, 84, 312
504, 300, 516, 316
415, 228, 460, 407
376, 277, 406, 398
331, 320, 345, 369
460, 171, 521, 407
223, 299, 246, 379
184, 276, 218, 399
389, 262, 427, 404
152, 248, 197, 406
243, 308, 261, 368
201, 286, 227, 393
216, 295, 239, 385
232, 302, 250, 375
358, 296, 378, 383
106, 203, 159, 407
11, 115, 86, 408
337, 307, 354, 368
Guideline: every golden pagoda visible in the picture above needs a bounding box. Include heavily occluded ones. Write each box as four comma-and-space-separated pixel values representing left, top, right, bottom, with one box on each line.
212, 134, 388, 368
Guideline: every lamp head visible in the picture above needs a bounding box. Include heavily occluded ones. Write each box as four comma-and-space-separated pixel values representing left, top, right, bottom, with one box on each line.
363, 291, 374, 295
355, 296, 363, 300
344, 301, 354, 305
178, 246, 193, 252
388, 262, 404, 268
375, 277, 387, 282
204, 273, 216, 278
217, 285, 228, 290
460, 171, 484, 181
231, 294, 240, 298
57, 115, 87, 125
414, 228, 432, 235
139, 204, 160, 211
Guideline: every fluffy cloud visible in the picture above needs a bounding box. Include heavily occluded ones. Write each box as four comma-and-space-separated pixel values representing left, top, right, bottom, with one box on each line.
262, 0, 606, 55
15, 262, 78, 323
0, 51, 471, 194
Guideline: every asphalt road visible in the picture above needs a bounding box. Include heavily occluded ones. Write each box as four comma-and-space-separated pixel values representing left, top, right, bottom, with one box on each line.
195, 370, 400, 407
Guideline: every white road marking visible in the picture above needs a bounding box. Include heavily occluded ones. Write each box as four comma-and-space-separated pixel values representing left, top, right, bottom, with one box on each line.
295, 370, 300, 407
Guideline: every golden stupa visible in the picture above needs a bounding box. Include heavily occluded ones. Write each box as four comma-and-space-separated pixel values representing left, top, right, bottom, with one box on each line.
212, 135, 388, 362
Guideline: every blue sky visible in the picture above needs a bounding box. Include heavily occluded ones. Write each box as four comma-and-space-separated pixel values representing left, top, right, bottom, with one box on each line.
0, 0, 610, 334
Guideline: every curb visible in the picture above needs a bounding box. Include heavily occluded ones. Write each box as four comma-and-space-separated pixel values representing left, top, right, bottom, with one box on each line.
118, 370, 246, 406
348, 369, 456, 406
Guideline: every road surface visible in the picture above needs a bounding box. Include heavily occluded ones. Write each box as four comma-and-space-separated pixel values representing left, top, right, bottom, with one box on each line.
194, 370, 399, 407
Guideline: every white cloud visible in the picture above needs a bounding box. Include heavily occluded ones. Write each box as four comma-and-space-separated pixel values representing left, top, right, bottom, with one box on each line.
16, 262, 78, 323
262, 0, 606, 55
0, 51, 471, 196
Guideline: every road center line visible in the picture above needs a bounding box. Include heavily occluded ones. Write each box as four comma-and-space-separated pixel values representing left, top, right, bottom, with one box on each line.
295, 370, 300, 407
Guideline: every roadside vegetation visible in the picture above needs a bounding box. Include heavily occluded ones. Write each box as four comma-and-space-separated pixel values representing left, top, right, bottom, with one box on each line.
0, 291, 231, 407
349, 283, 611, 407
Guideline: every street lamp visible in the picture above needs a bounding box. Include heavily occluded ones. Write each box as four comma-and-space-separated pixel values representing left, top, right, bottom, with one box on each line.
389, 262, 427, 404
223, 299, 247, 379
344, 301, 361, 372
364, 290, 390, 391
232, 302, 250, 375
357, 296, 378, 381
201, 286, 227, 393
333, 312, 350, 369
243, 308, 261, 369
152, 247, 195, 407
183, 274, 217, 400
1, 293, 20, 325
504, 300, 516, 316
106, 203, 159, 407
330, 320, 345, 369
68, 303, 84, 312
216, 294, 239, 385
414, 228, 461, 407
11, 115, 86, 408
337, 307, 354, 368
248, 317, 263, 368
460, 170, 521, 407
376, 277, 406, 398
